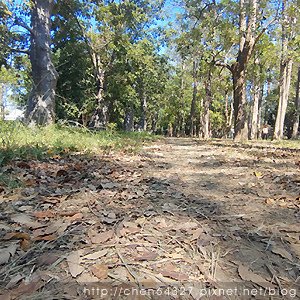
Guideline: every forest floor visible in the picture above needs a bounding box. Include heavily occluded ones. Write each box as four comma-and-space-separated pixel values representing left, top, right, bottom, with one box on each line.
0, 137, 300, 299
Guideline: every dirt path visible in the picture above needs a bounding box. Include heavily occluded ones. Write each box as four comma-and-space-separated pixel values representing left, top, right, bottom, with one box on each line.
0, 138, 299, 299
140, 138, 300, 298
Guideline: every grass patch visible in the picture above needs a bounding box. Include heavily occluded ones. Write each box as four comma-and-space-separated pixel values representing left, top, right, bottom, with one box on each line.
0, 121, 159, 165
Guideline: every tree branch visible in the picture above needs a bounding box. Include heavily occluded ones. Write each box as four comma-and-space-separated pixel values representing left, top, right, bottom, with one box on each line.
9, 47, 30, 55
215, 61, 233, 73
254, 16, 277, 45
14, 19, 34, 35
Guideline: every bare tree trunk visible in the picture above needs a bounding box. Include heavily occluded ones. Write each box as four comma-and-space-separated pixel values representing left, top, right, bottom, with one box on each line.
0, 83, 4, 120
257, 83, 264, 138
292, 66, 300, 138
140, 91, 147, 131
202, 70, 212, 139
232, 67, 248, 140
274, 0, 293, 140
274, 60, 293, 140
124, 105, 134, 132
251, 74, 260, 139
89, 53, 108, 128
25, 0, 58, 126
189, 60, 198, 136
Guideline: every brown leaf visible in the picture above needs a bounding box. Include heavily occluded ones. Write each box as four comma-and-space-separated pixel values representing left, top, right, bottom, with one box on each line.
32, 211, 56, 219
67, 213, 83, 222
135, 251, 158, 261
238, 265, 275, 289
67, 251, 85, 278
36, 253, 60, 266
90, 264, 108, 280
160, 270, 189, 281
11, 279, 44, 299
290, 243, 300, 258
89, 230, 114, 244
271, 246, 293, 261
11, 214, 45, 229
5, 274, 24, 289
20, 239, 31, 251
3, 232, 30, 241
119, 226, 140, 236
57, 211, 80, 217
33, 234, 57, 241
82, 249, 108, 260
76, 272, 99, 283
190, 228, 204, 241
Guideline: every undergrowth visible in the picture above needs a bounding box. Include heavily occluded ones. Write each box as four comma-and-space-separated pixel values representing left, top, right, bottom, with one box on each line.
0, 121, 158, 166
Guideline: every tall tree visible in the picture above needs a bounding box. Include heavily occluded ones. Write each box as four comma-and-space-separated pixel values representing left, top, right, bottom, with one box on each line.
274, 0, 297, 139
24, 0, 58, 125
292, 66, 300, 138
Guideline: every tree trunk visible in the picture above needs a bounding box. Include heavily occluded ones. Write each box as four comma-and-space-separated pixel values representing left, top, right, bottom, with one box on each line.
124, 106, 134, 132
25, 0, 58, 126
292, 66, 300, 138
250, 75, 260, 139
140, 90, 147, 131
202, 70, 212, 139
274, 60, 293, 140
89, 53, 108, 128
230, 0, 257, 141
189, 60, 198, 136
257, 83, 264, 138
0, 83, 4, 120
232, 67, 248, 140
274, 0, 293, 140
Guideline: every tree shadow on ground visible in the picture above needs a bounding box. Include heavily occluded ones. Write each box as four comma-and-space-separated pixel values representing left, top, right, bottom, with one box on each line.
0, 140, 299, 299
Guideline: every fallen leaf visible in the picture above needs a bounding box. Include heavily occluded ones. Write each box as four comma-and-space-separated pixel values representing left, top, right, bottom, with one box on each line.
3, 232, 30, 241
0, 244, 18, 265
67, 251, 85, 278
160, 270, 189, 281
32, 211, 56, 218
6, 274, 24, 289
11, 214, 45, 229
290, 243, 300, 258
20, 239, 31, 251
90, 264, 108, 279
76, 272, 99, 283
135, 251, 158, 261
11, 279, 44, 299
36, 253, 60, 266
82, 249, 108, 260
238, 265, 275, 289
89, 230, 114, 244
119, 227, 140, 236
58, 211, 80, 217
271, 246, 293, 261
190, 228, 204, 241
67, 213, 83, 222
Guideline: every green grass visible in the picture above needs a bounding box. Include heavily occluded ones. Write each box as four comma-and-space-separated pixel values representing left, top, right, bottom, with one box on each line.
0, 121, 159, 166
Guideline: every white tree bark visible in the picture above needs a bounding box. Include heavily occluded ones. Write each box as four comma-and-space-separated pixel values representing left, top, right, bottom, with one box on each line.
25, 0, 58, 126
